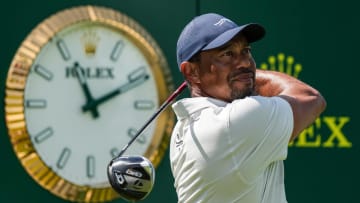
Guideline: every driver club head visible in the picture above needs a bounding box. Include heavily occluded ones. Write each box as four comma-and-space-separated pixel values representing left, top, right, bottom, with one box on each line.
107, 155, 155, 202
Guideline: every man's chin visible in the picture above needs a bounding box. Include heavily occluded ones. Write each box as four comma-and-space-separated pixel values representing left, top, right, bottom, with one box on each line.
230, 87, 254, 100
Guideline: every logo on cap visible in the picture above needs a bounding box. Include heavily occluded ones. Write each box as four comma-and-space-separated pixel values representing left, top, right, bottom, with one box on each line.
214, 18, 232, 26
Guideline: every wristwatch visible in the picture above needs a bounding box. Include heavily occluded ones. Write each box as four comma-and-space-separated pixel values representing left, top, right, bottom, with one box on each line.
5, 5, 174, 202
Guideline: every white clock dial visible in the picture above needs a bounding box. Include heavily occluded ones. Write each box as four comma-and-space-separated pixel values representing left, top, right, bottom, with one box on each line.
5, 5, 174, 202
24, 22, 159, 187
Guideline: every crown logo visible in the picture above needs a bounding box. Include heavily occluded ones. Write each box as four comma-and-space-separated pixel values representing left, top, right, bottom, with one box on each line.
260, 53, 302, 78
81, 30, 99, 56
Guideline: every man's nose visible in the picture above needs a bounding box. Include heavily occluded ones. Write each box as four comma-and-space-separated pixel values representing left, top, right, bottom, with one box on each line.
235, 56, 252, 68
241, 59, 251, 67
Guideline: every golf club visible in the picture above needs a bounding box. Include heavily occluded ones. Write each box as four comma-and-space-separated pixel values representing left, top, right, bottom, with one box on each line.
107, 81, 187, 202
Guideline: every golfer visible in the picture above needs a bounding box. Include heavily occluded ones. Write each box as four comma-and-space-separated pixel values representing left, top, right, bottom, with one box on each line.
169, 13, 326, 203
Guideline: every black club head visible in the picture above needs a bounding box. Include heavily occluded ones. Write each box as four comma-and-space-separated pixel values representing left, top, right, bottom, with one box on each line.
107, 155, 155, 202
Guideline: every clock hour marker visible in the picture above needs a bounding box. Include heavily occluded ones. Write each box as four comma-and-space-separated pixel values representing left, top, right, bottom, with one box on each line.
110, 40, 124, 61
134, 100, 155, 110
33, 127, 53, 143
26, 99, 47, 108
34, 64, 53, 81
56, 39, 71, 61
56, 147, 71, 169
128, 66, 148, 82
86, 155, 95, 178
110, 148, 120, 158
128, 128, 146, 144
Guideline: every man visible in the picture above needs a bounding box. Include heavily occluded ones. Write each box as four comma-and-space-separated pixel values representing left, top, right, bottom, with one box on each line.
169, 13, 326, 203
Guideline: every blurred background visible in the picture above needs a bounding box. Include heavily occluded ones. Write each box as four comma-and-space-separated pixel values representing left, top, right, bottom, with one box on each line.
0, 0, 358, 202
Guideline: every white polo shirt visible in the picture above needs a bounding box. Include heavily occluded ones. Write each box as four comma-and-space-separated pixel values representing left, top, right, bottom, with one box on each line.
169, 96, 293, 203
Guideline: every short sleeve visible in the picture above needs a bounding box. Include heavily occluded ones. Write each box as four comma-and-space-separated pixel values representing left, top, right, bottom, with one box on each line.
228, 96, 293, 182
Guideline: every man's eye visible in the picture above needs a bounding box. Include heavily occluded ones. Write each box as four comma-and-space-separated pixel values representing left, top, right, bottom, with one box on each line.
221, 51, 234, 57
242, 47, 252, 55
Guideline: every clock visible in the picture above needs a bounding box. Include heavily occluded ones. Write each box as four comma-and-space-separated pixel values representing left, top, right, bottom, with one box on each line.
5, 5, 174, 202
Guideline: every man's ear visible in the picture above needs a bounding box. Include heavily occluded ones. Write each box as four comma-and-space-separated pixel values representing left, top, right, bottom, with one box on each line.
180, 62, 200, 84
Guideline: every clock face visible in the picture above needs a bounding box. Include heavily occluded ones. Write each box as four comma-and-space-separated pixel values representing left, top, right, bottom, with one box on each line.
5, 5, 174, 202
24, 21, 159, 187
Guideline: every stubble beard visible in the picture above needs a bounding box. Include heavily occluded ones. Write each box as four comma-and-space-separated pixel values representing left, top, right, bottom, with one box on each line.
230, 86, 254, 100
228, 68, 256, 100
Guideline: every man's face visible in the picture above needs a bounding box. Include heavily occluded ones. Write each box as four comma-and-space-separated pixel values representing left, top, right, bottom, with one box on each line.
195, 35, 257, 102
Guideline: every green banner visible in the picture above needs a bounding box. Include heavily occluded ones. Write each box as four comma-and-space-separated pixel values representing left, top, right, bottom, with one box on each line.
0, 0, 357, 203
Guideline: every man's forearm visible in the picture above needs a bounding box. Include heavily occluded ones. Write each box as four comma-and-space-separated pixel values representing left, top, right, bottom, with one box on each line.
255, 69, 287, 96
255, 69, 313, 97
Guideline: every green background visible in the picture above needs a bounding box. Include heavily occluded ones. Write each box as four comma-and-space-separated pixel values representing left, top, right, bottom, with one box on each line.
1, 0, 358, 202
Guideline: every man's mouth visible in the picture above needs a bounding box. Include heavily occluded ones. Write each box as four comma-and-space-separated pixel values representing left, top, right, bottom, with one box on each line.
230, 71, 254, 83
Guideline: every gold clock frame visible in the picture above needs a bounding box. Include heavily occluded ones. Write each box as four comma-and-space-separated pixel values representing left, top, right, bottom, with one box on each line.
5, 5, 174, 202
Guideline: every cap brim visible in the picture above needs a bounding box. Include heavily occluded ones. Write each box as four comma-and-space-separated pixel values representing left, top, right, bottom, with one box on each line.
202, 23, 265, 51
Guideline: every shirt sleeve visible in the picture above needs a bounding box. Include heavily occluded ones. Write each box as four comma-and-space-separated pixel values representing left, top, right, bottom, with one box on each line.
228, 96, 293, 183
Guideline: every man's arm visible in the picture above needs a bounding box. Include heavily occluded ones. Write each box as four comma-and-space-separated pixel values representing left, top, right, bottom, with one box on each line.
255, 69, 327, 141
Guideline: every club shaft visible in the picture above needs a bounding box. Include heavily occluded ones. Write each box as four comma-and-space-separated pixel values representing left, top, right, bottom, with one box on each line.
118, 81, 187, 156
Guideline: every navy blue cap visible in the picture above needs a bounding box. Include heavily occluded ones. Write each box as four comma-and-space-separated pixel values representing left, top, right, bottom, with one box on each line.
176, 13, 265, 68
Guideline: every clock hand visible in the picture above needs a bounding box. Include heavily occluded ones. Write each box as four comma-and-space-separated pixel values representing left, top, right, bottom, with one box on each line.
82, 73, 149, 112
73, 62, 100, 118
